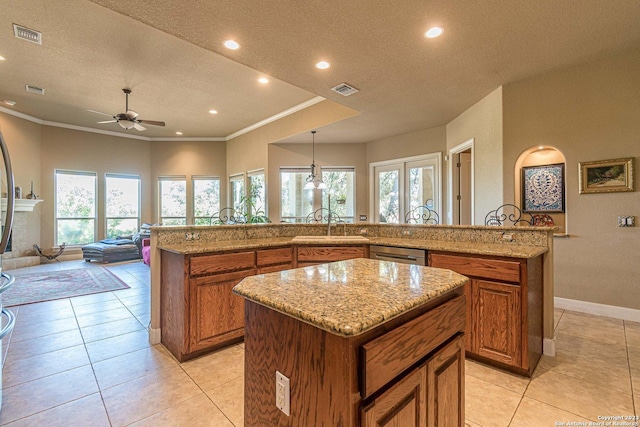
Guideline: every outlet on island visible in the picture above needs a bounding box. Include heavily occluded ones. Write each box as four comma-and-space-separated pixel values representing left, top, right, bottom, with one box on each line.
275, 371, 290, 416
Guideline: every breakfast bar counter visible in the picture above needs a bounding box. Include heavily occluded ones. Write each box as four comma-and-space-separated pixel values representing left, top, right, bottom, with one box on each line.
233, 258, 469, 426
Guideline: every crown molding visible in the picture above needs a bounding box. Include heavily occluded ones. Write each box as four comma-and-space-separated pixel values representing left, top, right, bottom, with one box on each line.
1, 96, 327, 142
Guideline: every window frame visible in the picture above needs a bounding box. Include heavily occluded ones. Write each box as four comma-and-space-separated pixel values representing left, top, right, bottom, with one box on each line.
192, 175, 221, 225
158, 175, 187, 225
229, 173, 246, 213
247, 169, 266, 219
104, 173, 141, 238
54, 169, 97, 246
321, 166, 356, 223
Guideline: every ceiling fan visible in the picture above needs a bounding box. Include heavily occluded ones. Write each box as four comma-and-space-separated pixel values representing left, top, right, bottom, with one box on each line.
88, 88, 165, 131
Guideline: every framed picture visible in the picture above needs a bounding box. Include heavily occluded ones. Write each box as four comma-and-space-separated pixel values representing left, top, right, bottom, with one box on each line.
521, 163, 565, 213
579, 158, 634, 194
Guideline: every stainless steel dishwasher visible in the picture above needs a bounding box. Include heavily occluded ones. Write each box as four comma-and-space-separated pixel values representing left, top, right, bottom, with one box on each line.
369, 245, 426, 265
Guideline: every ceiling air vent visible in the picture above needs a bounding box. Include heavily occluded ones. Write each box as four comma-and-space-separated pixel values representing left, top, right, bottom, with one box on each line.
331, 83, 359, 96
13, 24, 42, 44
25, 84, 45, 95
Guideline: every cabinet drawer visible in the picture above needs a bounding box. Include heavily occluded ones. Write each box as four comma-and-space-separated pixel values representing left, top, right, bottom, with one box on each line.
430, 253, 520, 283
190, 251, 255, 276
296, 246, 364, 262
360, 295, 466, 399
256, 247, 292, 267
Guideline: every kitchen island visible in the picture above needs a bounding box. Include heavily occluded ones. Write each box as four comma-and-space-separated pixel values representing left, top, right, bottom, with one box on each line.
233, 258, 469, 426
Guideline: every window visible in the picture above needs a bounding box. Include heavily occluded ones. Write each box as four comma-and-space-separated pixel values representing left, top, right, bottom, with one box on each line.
229, 174, 245, 213
105, 174, 140, 238
55, 170, 96, 245
281, 167, 356, 223
371, 153, 441, 224
280, 168, 314, 223
322, 168, 355, 223
193, 176, 220, 225
159, 176, 186, 225
247, 170, 266, 219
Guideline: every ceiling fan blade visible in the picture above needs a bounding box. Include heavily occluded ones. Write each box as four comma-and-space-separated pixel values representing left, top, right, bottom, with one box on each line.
97, 120, 117, 124
137, 120, 165, 127
87, 109, 114, 117
125, 110, 139, 119
133, 123, 147, 131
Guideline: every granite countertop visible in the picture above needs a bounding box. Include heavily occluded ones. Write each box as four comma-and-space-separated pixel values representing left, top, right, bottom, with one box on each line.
157, 236, 547, 258
232, 258, 468, 337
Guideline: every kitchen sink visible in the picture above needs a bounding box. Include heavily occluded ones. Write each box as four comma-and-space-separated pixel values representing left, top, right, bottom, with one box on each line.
291, 235, 370, 242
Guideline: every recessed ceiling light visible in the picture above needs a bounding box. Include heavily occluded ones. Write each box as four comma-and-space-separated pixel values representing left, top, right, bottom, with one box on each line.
258, 77, 269, 84
538, 145, 545, 150
224, 40, 240, 50
425, 27, 444, 38
176, 131, 183, 135
0, 55, 5, 61
315, 61, 330, 70
209, 109, 218, 115
2, 100, 16, 106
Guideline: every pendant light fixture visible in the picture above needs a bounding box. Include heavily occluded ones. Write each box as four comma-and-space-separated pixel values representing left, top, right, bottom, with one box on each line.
304, 130, 326, 190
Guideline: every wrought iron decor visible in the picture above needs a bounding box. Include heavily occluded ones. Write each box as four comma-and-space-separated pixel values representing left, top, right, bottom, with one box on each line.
484, 204, 533, 226
34, 242, 66, 263
404, 200, 439, 225
210, 207, 247, 225
521, 163, 565, 213
306, 208, 343, 224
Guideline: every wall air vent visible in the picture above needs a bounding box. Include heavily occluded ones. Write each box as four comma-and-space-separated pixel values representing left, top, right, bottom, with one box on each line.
13, 24, 42, 44
25, 84, 45, 95
331, 83, 359, 96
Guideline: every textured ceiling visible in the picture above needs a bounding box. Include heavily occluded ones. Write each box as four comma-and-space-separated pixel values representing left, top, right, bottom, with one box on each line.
1, 0, 640, 142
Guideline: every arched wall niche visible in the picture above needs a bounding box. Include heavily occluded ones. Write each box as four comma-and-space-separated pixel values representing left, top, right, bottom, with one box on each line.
514, 145, 567, 234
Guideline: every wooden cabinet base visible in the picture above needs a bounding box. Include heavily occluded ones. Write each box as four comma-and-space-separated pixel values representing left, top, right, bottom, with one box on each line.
243, 292, 465, 427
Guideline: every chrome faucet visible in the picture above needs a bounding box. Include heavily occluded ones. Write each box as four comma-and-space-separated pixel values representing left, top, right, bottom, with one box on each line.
327, 193, 332, 236
327, 194, 332, 236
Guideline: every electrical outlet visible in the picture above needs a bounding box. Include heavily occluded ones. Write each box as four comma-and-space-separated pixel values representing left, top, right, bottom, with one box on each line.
359, 228, 368, 235
502, 233, 514, 242
275, 371, 290, 416
627, 216, 635, 227
402, 229, 412, 236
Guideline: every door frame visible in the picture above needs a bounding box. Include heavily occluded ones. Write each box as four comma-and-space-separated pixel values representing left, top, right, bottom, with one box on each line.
448, 138, 474, 225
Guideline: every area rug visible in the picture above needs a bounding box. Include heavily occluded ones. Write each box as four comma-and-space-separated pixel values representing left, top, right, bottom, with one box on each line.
2, 268, 130, 307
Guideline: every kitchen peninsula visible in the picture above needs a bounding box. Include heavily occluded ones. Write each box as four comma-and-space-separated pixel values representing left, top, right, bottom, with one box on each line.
150, 223, 555, 374
233, 258, 469, 426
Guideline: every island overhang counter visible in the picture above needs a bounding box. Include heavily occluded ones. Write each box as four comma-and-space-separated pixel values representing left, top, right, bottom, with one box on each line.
233, 258, 469, 427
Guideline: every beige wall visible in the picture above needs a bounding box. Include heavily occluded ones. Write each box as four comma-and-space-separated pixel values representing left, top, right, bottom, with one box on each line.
366, 126, 446, 164
0, 112, 43, 256
268, 142, 368, 221
503, 47, 640, 309
150, 140, 227, 222
39, 126, 152, 249
446, 87, 504, 224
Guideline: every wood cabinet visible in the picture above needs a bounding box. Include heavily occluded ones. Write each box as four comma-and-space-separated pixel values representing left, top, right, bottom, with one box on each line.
243, 291, 466, 426
296, 245, 367, 267
361, 336, 464, 427
428, 251, 542, 376
160, 246, 292, 361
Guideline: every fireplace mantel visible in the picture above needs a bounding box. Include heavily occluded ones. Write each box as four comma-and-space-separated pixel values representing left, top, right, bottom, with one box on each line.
1, 198, 43, 212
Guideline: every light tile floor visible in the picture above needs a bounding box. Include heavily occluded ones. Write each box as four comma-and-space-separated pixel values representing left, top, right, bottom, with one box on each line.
0, 260, 638, 426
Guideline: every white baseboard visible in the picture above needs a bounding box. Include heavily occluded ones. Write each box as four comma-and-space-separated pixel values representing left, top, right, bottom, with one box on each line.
543, 338, 555, 356
555, 297, 640, 323
149, 328, 161, 345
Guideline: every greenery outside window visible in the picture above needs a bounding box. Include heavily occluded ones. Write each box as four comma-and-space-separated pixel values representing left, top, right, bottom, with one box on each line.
159, 176, 186, 225
280, 168, 314, 223
247, 169, 266, 221
55, 170, 96, 245
105, 174, 140, 238
193, 176, 220, 225
229, 174, 245, 213
322, 167, 355, 223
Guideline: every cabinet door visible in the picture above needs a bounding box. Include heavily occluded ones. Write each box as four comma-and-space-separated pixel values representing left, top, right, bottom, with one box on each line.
189, 269, 254, 351
427, 336, 465, 427
297, 246, 365, 264
473, 279, 521, 366
361, 364, 427, 427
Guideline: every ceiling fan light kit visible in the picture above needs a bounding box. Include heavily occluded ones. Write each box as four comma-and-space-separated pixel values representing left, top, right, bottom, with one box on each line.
89, 88, 165, 132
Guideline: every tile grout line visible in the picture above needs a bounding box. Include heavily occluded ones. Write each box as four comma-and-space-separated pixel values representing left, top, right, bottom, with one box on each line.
623, 320, 637, 416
